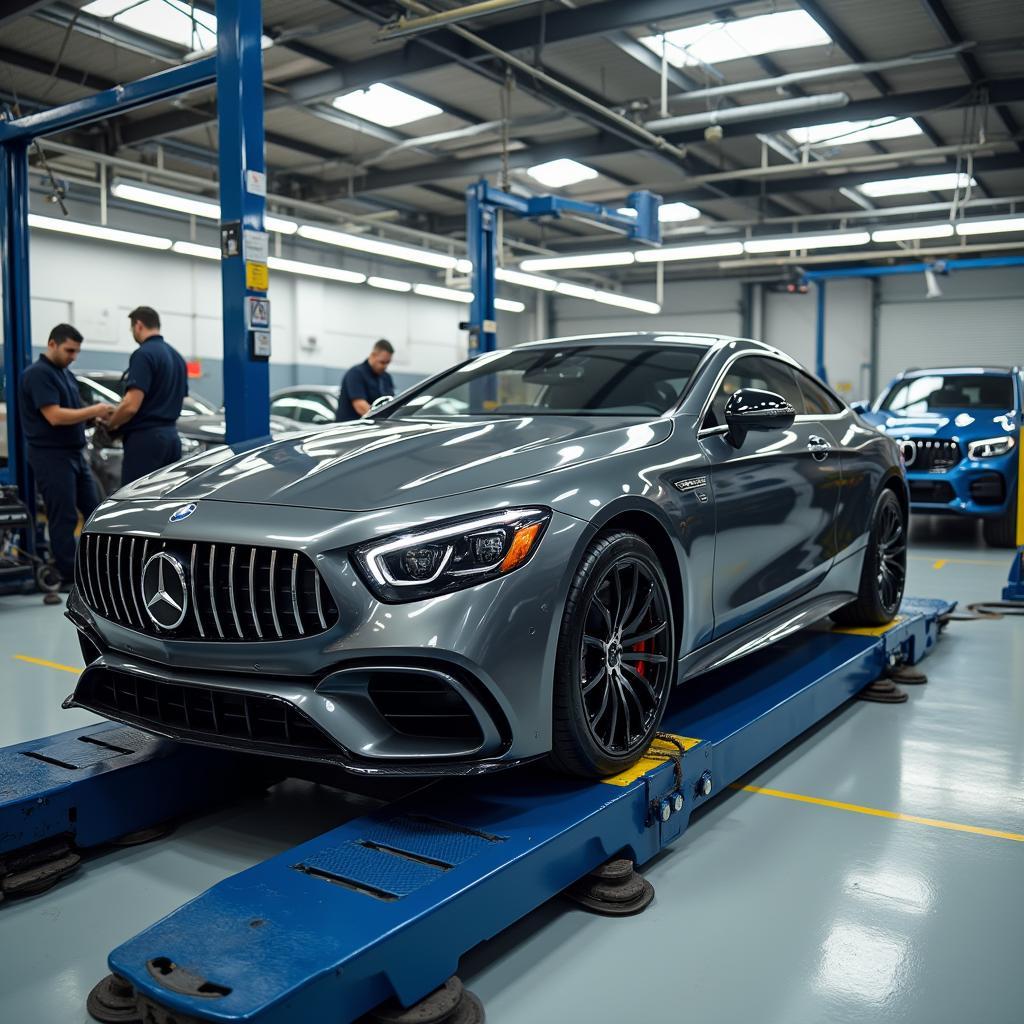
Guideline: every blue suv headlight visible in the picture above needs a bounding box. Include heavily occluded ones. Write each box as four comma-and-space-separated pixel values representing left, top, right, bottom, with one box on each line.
967, 436, 1015, 459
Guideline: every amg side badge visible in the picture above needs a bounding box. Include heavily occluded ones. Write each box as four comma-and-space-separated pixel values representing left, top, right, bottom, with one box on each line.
674, 475, 711, 502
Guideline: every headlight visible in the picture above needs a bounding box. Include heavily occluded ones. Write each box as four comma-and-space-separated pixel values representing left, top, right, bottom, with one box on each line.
353, 507, 551, 602
967, 436, 1015, 459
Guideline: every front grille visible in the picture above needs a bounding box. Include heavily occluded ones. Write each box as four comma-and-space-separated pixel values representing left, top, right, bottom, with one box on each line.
909, 480, 955, 504
76, 668, 337, 754
368, 672, 484, 742
76, 533, 339, 641
970, 472, 1006, 506
903, 438, 962, 473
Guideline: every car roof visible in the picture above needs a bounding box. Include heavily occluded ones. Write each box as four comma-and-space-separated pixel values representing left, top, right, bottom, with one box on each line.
272, 384, 338, 395
512, 332, 779, 355
897, 366, 1014, 378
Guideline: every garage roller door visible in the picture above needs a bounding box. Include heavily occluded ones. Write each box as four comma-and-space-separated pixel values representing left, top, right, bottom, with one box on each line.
878, 298, 1024, 384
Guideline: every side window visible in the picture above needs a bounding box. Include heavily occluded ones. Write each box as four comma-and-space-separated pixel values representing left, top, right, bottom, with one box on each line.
797, 371, 844, 415
703, 356, 804, 428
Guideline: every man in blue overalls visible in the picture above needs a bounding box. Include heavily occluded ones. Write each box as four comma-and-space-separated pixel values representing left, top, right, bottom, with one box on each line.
18, 324, 114, 589
107, 306, 188, 485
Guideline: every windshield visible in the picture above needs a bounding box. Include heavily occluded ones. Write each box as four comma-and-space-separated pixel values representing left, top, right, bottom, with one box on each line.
881, 374, 1014, 413
385, 344, 707, 419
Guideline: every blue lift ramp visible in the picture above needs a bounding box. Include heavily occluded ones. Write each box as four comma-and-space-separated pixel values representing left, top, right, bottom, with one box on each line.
96, 596, 951, 1024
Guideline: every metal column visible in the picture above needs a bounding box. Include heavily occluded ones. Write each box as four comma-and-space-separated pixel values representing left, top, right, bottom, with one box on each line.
216, 0, 270, 444
814, 280, 827, 383
466, 181, 497, 355
0, 140, 36, 538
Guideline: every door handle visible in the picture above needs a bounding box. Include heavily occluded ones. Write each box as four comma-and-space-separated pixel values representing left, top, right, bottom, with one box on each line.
807, 435, 831, 461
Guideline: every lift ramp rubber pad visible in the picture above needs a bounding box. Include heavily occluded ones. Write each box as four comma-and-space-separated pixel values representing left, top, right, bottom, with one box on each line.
107, 598, 953, 1024
0, 723, 273, 857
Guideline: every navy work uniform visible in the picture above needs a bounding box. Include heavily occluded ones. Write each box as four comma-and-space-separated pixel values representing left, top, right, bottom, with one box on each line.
19, 356, 100, 582
336, 360, 396, 422
121, 335, 188, 485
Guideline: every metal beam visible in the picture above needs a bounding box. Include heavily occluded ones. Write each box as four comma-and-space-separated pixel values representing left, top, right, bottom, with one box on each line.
301, 80, 1024, 198
607, 32, 701, 93
0, 0, 58, 30
0, 45, 118, 94
33, 2, 186, 63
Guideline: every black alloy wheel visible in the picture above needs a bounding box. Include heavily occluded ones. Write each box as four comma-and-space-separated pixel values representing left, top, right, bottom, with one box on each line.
833, 488, 907, 627
551, 532, 676, 777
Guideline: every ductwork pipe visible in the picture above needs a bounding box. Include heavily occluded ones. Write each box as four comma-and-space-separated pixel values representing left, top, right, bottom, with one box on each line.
646, 92, 850, 133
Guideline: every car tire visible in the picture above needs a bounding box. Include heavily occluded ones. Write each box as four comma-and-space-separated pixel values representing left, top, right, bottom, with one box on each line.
832, 488, 907, 627
982, 496, 1018, 548
550, 531, 676, 778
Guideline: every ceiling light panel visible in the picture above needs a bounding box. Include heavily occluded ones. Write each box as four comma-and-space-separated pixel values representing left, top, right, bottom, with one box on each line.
495, 299, 526, 313
859, 173, 976, 197
298, 225, 459, 270
639, 10, 829, 69
617, 202, 701, 223
172, 241, 221, 259
871, 223, 954, 243
367, 276, 413, 292
787, 118, 922, 147
413, 284, 473, 303
743, 232, 870, 253
332, 84, 442, 127
267, 257, 366, 284
28, 214, 172, 250
526, 158, 599, 189
495, 268, 558, 292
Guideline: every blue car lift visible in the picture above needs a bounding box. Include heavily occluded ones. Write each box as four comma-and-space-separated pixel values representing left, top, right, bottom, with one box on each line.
0, 597, 953, 1022
465, 179, 661, 355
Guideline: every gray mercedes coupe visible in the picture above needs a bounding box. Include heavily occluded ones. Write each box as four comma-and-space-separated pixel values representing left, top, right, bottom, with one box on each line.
66, 334, 907, 778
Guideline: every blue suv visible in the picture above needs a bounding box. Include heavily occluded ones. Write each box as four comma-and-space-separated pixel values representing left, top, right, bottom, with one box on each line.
860, 367, 1021, 547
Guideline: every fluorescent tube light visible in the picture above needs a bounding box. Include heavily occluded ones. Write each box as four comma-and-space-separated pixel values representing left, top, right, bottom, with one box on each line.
298, 224, 460, 270
526, 158, 598, 189
495, 299, 526, 313
171, 241, 221, 259
455, 258, 473, 274
520, 251, 635, 272
744, 232, 870, 253
554, 282, 659, 315
332, 84, 442, 127
640, 10, 829, 69
859, 173, 975, 197
495, 268, 558, 292
367, 276, 413, 292
954, 217, 1024, 236
112, 180, 298, 234
413, 283, 473, 303
787, 118, 921, 147
871, 223, 954, 243
635, 241, 744, 263
28, 213, 172, 250
267, 256, 366, 284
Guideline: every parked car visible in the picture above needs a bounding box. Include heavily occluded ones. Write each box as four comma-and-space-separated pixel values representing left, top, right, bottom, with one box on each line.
76, 371, 302, 496
67, 334, 907, 779
269, 384, 339, 425
859, 366, 1021, 547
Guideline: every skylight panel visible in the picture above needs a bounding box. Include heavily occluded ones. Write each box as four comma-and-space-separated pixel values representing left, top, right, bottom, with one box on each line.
787, 118, 923, 147
526, 158, 599, 188
332, 84, 443, 127
617, 202, 702, 223
84, 0, 216, 51
639, 10, 829, 69
859, 173, 976, 197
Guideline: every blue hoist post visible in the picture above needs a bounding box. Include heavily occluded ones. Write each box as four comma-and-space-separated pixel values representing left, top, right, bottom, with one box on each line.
217, 0, 270, 444
0, 139, 36, 536
465, 179, 661, 355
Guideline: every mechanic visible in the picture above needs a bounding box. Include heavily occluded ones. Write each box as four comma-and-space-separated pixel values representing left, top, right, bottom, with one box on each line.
336, 339, 396, 421
107, 306, 188, 484
18, 323, 114, 590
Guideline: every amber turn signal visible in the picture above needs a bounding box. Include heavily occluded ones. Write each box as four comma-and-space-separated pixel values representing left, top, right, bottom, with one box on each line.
501, 523, 542, 573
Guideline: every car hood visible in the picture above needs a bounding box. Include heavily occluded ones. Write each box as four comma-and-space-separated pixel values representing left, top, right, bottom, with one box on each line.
861, 407, 1018, 441
116, 414, 673, 511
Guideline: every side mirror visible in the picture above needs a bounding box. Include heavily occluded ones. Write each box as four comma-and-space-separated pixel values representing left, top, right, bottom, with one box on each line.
849, 400, 870, 414
724, 388, 796, 448
368, 394, 394, 414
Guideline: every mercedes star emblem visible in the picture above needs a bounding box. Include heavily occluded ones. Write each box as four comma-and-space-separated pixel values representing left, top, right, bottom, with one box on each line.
141, 552, 189, 630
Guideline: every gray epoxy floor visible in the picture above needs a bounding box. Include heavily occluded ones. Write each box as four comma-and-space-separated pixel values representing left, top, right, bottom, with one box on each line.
0, 516, 1021, 1024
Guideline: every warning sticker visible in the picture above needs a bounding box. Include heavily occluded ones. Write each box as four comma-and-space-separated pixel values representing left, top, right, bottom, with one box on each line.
246, 261, 269, 291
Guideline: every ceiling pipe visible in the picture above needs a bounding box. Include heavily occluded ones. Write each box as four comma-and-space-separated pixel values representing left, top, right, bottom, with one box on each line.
664, 44, 975, 103
645, 92, 850, 133
391, 0, 689, 164
379, 0, 547, 40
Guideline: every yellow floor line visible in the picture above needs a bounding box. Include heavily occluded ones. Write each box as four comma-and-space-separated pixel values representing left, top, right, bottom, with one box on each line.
932, 559, 947, 570
734, 783, 1024, 843
14, 654, 80, 675
909, 555, 1004, 567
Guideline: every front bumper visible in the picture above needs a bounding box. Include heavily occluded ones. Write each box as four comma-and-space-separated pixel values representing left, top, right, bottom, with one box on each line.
66, 499, 589, 775
905, 451, 1016, 518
